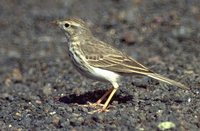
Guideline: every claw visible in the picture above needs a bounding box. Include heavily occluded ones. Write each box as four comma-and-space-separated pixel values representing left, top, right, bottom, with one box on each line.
88, 108, 110, 114
79, 102, 104, 109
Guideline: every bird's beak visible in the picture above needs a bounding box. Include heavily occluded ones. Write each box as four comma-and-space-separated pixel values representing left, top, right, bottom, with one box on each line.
50, 20, 61, 26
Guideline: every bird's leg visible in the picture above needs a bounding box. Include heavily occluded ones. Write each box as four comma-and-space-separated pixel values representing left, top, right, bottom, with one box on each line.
80, 88, 113, 108
101, 88, 118, 111
88, 87, 118, 114
96, 88, 113, 105
85, 88, 113, 107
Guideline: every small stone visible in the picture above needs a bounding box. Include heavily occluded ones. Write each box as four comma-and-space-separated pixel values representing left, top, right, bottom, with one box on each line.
112, 100, 118, 105
138, 127, 145, 131
187, 97, 192, 103
132, 77, 149, 88
43, 83, 52, 96
12, 68, 23, 82
70, 117, 83, 126
66, 107, 73, 112
148, 56, 164, 64
35, 100, 42, 104
172, 26, 193, 38
191, 6, 199, 14
60, 120, 70, 128
4, 78, 12, 86
15, 112, 22, 117
184, 70, 194, 74
81, 107, 88, 112
8, 50, 21, 58
157, 121, 176, 131
49, 111, 56, 115
77, 117, 84, 123
52, 115, 61, 126
168, 66, 175, 71
92, 114, 104, 123
0, 93, 10, 99
71, 113, 80, 117
121, 30, 137, 45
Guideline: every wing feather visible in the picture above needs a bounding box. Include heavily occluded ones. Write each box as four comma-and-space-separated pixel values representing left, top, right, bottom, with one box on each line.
80, 38, 153, 74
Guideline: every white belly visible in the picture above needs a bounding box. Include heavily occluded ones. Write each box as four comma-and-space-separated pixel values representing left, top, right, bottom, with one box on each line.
90, 66, 121, 86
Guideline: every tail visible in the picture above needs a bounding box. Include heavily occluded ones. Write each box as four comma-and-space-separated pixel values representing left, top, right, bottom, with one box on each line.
145, 73, 188, 90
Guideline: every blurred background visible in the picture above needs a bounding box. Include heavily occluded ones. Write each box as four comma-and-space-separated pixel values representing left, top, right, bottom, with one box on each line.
0, 0, 200, 130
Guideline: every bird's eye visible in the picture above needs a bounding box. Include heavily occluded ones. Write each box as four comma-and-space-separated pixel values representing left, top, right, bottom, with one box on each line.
64, 23, 70, 28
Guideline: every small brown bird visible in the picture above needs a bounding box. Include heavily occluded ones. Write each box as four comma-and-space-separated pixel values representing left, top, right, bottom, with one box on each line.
55, 18, 188, 112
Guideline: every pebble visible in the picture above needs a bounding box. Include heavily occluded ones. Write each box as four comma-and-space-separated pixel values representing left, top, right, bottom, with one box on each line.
70, 117, 83, 126
121, 30, 137, 45
157, 121, 176, 131
12, 68, 23, 82
43, 83, 53, 96
66, 106, 73, 112
52, 115, 61, 126
92, 114, 104, 123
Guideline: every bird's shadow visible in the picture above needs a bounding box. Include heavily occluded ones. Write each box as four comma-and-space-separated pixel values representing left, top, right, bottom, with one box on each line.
59, 89, 133, 105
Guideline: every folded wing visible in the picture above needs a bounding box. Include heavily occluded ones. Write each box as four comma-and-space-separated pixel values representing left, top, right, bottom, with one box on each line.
80, 38, 153, 74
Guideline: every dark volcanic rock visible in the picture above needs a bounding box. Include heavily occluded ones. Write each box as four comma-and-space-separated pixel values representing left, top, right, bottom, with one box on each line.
0, 0, 199, 130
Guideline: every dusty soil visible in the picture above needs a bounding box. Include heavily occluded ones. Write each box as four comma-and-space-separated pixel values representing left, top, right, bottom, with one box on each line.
0, 0, 200, 130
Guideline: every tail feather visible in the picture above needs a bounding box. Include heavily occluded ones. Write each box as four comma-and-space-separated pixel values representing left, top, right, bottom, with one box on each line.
146, 73, 188, 90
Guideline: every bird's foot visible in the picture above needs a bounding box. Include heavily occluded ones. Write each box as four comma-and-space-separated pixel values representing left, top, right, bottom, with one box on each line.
88, 108, 110, 114
80, 102, 104, 109
78, 102, 110, 113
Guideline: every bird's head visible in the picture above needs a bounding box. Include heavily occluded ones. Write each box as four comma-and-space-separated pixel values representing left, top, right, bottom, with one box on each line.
54, 18, 91, 38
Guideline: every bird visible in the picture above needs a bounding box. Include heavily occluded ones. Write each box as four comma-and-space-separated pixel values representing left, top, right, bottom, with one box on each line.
54, 18, 188, 112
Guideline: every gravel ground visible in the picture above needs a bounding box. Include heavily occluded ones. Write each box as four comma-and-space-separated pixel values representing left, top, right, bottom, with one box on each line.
0, 0, 200, 130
